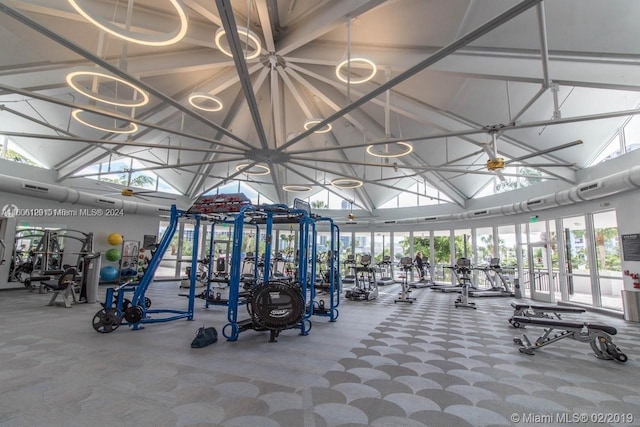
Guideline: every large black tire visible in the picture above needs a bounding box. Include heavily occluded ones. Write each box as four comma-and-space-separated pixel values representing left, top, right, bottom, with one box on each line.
250, 282, 304, 331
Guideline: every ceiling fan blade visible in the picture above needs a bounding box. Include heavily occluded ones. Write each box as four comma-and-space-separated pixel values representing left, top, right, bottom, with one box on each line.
146, 195, 176, 200
506, 139, 583, 164
508, 162, 576, 168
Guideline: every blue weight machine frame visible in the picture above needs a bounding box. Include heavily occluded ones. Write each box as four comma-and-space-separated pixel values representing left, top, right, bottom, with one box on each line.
98, 205, 198, 331
312, 217, 340, 322
222, 203, 316, 341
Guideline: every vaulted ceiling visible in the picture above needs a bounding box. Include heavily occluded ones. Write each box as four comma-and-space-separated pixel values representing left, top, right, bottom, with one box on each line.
1, 0, 639, 214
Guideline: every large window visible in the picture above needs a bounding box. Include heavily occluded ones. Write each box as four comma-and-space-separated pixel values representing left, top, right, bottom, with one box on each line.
475, 227, 494, 265
454, 228, 472, 261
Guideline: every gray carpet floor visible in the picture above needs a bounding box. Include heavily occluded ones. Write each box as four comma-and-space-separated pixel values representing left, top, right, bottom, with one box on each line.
1, 281, 639, 427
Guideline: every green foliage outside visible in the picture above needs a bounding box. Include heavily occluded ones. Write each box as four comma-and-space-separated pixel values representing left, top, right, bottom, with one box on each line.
397, 236, 470, 264
495, 167, 543, 193
4, 148, 40, 167
99, 170, 155, 188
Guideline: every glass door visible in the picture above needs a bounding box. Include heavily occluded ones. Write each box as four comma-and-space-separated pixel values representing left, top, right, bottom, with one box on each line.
527, 220, 553, 302
563, 215, 593, 305
593, 211, 623, 310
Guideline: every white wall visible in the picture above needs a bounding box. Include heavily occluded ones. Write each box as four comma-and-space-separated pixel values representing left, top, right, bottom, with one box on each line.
0, 191, 160, 289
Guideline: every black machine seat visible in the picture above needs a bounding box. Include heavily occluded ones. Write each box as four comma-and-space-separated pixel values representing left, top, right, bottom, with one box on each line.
41, 267, 78, 308
511, 316, 617, 336
510, 302, 586, 313
41, 267, 77, 291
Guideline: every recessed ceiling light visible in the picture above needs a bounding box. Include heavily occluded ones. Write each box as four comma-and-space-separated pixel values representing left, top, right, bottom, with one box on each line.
67, 0, 188, 46
331, 178, 363, 189
303, 118, 332, 134
72, 109, 138, 134
366, 142, 413, 158
188, 92, 224, 112
335, 57, 377, 84
283, 185, 312, 192
236, 163, 271, 176
214, 26, 262, 60
66, 68, 149, 107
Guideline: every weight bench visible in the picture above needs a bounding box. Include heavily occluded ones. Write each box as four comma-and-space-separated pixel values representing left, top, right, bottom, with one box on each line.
509, 301, 586, 328
41, 267, 78, 308
511, 316, 627, 363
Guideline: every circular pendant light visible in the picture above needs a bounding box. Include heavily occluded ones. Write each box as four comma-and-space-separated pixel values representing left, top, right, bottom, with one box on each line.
303, 118, 332, 134
71, 109, 138, 134
236, 163, 271, 176
366, 142, 413, 158
283, 185, 312, 193
67, 0, 188, 46
66, 68, 149, 107
214, 26, 262, 60
188, 93, 224, 112
335, 57, 377, 84
331, 178, 363, 189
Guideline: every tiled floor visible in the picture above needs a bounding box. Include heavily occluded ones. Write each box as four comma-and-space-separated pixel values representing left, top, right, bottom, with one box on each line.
1, 281, 639, 427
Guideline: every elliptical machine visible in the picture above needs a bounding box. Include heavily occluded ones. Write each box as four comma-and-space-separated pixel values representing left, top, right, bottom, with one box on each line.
453, 257, 476, 309
395, 257, 416, 304
345, 254, 378, 301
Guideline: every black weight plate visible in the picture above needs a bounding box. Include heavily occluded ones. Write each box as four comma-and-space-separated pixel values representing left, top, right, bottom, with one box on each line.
92, 308, 122, 333
124, 305, 144, 323
250, 282, 304, 331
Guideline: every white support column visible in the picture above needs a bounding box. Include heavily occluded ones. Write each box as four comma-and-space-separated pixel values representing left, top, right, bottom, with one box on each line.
555, 218, 569, 302
545, 220, 556, 303
430, 230, 435, 282
515, 223, 525, 297
450, 229, 456, 285
586, 213, 602, 307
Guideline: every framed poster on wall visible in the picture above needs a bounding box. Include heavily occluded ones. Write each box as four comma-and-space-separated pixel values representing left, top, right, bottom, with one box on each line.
621, 234, 640, 261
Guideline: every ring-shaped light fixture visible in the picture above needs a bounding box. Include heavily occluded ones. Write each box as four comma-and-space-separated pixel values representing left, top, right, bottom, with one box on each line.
67, 0, 188, 46
335, 57, 377, 84
66, 68, 149, 107
72, 109, 138, 134
303, 118, 332, 134
331, 178, 363, 189
188, 92, 224, 112
235, 163, 271, 176
283, 185, 312, 193
366, 141, 413, 158
214, 26, 262, 60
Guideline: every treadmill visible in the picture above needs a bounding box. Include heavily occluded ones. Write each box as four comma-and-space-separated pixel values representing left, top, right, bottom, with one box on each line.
432, 257, 473, 293
376, 255, 395, 286
469, 257, 515, 297
342, 254, 356, 285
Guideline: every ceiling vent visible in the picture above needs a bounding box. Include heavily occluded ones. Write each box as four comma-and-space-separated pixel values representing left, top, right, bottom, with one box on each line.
578, 182, 602, 193
424, 216, 437, 221
157, 207, 171, 213
473, 210, 488, 216
22, 183, 49, 193
96, 198, 116, 205
527, 199, 542, 206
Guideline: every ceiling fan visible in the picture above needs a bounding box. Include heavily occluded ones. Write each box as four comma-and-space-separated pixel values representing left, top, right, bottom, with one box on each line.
478, 127, 580, 175
111, 188, 176, 201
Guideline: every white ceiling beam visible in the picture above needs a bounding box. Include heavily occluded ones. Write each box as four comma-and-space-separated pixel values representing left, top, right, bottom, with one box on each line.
276, 0, 389, 56
255, 0, 276, 53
